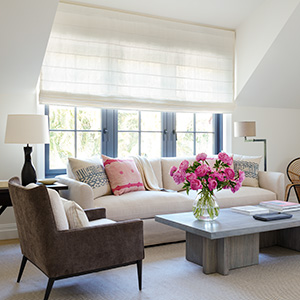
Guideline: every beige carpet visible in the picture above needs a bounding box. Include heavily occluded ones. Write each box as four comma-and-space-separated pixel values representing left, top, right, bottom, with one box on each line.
1, 242, 300, 300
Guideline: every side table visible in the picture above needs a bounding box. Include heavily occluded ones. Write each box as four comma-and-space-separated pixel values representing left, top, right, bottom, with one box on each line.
0, 182, 68, 216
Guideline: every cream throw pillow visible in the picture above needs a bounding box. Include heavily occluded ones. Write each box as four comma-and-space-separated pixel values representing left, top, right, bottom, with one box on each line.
68, 157, 112, 198
233, 154, 262, 187
25, 183, 69, 231
61, 198, 90, 229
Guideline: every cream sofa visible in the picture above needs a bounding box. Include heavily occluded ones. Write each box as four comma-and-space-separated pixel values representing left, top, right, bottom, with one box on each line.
57, 156, 285, 246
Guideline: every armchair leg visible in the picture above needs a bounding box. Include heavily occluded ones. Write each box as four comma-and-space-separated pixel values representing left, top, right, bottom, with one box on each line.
137, 260, 142, 291
17, 256, 28, 283
44, 278, 55, 300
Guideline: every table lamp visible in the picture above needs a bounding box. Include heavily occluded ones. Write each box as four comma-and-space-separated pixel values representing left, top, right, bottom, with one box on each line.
234, 121, 267, 171
5, 114, 50, 186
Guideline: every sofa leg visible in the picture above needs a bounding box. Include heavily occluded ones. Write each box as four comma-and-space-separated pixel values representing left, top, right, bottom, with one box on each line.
44, 278, 55, 300
137, 260, 142, 290
17, 256, 28, 283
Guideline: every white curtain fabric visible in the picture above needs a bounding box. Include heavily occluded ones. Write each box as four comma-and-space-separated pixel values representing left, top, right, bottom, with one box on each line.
40, 3, 235, 113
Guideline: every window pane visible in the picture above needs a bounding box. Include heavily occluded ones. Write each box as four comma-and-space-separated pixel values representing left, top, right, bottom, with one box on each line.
118, 110, 139, 130
141, 133, 161, 157
49, 106, 74, 130
77, 132, 101, 159
176, 113, 193, 131
118, 132, 139, 157
196, 133, 214, 155
77, 107, 101, 130
176, 133, 194, 156
196, 113, 213, 132
49, 131, 75, 169
141, 111, 161, 131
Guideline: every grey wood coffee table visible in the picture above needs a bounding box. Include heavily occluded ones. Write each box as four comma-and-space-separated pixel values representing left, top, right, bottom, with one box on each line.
155, 209, 300, 275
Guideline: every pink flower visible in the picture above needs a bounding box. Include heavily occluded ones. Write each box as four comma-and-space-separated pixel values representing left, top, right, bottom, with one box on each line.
173, 170, 185, 185
195, 165, 208, 177
227, 156, 233, 166
196, 153, 207, 161
214, 172, 225, 182
231, 182, 241, 193
179, 160, 189, 171
218, 152, 231, 165
238, 170, 245, 183
186, 173, 197, 182
208, 178, 217, 191
190, 179, 202, 190
169, 166, 177, 177
224, 168, 235, 180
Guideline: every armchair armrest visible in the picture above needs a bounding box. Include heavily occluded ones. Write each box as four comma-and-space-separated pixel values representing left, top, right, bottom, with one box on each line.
48, 220, 144, 278
84, 208, 106, 221
56, 175, 94, 209
258, 171, 285, 200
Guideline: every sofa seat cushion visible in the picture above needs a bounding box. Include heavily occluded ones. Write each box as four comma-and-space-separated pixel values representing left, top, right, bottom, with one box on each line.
182, 187, 277, 209
94, 191, 194, 221
88, 218, 116, 227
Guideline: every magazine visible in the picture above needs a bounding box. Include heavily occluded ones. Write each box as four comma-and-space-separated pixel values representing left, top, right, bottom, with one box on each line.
231, 205, 269, 215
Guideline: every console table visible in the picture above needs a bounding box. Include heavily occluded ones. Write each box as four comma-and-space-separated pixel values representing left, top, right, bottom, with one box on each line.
0, 182, 68, 216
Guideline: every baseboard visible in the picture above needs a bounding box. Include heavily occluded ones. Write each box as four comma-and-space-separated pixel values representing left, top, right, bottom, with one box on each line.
0, 223, 18, 240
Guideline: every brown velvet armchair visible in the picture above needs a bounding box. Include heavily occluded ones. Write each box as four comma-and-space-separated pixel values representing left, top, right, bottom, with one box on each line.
8, 177, 144, 300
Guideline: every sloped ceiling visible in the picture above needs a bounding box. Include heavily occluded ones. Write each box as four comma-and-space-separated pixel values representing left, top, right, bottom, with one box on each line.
236, 2, 300, 108
0, 0, 58, 94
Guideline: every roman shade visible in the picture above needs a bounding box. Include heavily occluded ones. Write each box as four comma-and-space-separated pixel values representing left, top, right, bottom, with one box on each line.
40, 2, 235, 113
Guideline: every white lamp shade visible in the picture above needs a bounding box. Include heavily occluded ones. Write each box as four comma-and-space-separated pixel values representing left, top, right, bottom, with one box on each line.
5, 114, 50, 144
234, 121, 256, 137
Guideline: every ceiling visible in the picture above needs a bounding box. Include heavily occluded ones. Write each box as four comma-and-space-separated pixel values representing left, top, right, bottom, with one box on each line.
73, 0, 265, 29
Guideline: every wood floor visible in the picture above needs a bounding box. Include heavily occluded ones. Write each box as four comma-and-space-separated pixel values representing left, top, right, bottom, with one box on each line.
0, 239, 19, 246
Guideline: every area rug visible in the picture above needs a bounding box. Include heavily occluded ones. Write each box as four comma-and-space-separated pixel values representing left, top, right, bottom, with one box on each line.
1, 241, 300, 300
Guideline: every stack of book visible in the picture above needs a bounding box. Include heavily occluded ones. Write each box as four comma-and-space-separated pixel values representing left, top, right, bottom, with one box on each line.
260, 200, 300, 212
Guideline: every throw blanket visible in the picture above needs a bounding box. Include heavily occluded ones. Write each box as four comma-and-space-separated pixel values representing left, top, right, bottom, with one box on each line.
131, 156, 162, 191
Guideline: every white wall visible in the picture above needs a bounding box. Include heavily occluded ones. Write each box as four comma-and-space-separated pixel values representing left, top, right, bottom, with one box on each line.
0, 92, 46, 239
232, 106, 300, 189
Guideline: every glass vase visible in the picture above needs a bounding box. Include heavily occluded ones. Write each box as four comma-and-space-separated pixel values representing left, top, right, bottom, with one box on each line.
193, 191, 220, 221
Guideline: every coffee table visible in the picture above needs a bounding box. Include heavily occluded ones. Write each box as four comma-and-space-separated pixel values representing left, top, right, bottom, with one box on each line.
155, 209, 300, 275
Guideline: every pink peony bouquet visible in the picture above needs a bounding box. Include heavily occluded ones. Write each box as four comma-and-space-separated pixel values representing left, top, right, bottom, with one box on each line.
170, 152, 245, 196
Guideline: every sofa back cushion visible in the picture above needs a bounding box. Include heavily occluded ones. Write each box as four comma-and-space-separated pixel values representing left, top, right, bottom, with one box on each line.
161, 156, 195, 191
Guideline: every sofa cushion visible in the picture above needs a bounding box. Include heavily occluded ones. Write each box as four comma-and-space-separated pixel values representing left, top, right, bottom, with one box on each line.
161, 156, 195, 191
68, 157, 112, 198
94, 190, 194, 221
149, 158, 163, 188
61, 198, 90, 229
233, 154, 262, 187
102, 155, 145, 196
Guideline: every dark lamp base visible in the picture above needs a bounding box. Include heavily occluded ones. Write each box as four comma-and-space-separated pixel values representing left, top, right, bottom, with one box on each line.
21, 145, 37, 186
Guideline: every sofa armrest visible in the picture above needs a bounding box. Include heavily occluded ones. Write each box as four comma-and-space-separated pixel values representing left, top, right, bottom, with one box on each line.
56, 175, 94, 209
258, 171, 285, 200
84, 208, 106, 221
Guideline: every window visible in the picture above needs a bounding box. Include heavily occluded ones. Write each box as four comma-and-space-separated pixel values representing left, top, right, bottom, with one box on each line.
45, 105, 222, 177
45, 106, 102, 176
118, 110, 162, 157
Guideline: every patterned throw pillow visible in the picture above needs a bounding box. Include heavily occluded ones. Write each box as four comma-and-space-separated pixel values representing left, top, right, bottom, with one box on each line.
233, 155, 262, 187
68, 157, 111, 198
102, 155, 145, 196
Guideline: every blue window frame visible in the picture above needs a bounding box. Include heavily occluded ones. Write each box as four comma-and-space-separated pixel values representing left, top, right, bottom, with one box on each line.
45, 105, 223, 177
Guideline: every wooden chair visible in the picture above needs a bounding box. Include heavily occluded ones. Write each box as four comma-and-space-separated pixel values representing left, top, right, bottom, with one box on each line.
8, 177, 144, 300
285, 157, 300, 202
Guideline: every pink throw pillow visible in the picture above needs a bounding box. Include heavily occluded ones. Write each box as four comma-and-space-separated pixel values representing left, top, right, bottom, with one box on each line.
102, 155, 145, 196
